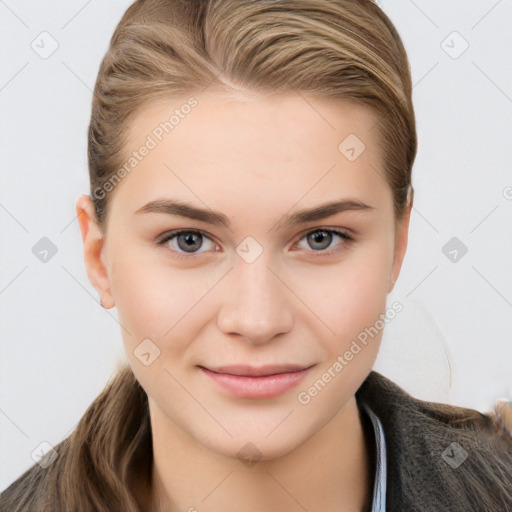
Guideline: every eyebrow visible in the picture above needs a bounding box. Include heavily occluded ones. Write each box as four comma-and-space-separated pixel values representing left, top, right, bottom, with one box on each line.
135, 198, 375, 228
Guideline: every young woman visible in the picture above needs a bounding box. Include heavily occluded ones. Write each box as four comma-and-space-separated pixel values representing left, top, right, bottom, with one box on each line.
2, 0, 511, 510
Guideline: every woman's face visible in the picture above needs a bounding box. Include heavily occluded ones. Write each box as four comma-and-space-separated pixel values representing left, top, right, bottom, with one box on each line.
78, 92, 410, 460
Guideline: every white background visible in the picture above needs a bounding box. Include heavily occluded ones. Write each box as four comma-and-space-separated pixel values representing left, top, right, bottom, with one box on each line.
1, 0, 511, 490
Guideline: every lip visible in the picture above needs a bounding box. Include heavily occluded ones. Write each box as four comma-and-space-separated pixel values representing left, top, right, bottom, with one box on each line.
198, 364, 314, 399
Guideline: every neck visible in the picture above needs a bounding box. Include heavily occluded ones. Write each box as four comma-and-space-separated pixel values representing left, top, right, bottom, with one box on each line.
140, 396, 375, 512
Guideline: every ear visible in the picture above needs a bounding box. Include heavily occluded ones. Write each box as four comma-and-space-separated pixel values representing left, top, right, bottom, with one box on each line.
75, 195, 115, 309
388, 192, 413, 293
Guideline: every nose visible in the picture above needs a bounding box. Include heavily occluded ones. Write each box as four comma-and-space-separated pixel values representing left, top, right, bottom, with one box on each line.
216, 249, 294, 345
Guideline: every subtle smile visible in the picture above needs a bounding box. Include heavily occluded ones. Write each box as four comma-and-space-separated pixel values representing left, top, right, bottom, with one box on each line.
198, 364, 315, 399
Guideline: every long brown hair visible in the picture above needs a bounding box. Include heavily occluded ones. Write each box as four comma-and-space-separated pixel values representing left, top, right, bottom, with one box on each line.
4, 0, 421, 510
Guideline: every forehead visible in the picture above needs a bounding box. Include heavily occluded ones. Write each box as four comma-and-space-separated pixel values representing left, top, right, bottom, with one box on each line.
112, 92, 389, 217
125, 92, 380, 157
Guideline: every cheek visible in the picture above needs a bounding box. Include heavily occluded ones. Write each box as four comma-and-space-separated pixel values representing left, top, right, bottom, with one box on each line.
108, 245, 186, 344
298, 252, 391, 406
300, 241, 393, 340
109, 247, 215, 369
110, 257, 162, 333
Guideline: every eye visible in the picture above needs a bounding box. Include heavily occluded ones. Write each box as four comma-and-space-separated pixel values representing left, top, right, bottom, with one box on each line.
156, 227, 353, 259
293, 228, 353, 255
156, 230, 219, 259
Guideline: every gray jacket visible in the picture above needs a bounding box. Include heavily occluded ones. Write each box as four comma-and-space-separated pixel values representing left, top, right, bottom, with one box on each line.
356, 371, 512, 511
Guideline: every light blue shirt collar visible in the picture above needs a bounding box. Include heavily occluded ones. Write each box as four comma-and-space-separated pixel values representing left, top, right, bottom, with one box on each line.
361, 402, 387, 512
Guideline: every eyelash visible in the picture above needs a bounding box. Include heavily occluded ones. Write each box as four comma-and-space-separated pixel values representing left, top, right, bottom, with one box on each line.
155, 227, 353, 260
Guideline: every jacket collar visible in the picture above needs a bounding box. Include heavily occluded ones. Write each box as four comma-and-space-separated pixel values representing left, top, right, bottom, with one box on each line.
356, 370, 512, 511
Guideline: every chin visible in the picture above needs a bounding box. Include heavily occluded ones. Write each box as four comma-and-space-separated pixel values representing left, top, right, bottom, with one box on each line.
204, 433, 304, 464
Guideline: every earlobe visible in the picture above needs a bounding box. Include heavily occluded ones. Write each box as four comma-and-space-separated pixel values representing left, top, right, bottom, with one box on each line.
75, 195, 115, 309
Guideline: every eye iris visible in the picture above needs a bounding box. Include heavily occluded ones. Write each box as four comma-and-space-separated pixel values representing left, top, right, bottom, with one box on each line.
178, 232, 202, 252
308, 230, 332, 250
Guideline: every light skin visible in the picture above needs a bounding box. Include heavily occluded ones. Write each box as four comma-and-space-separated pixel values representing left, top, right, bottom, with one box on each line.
76, 92, 411, 511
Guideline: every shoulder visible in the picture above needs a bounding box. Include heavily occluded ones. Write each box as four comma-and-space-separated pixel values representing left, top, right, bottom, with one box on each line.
0, 437, 70, 512
357, 371, 512, 512
1, 455, 47, 511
